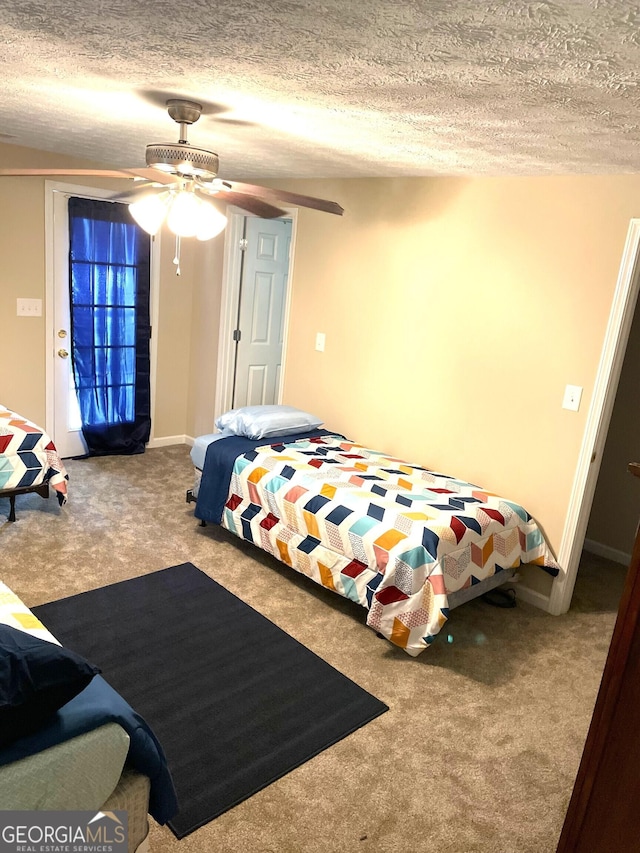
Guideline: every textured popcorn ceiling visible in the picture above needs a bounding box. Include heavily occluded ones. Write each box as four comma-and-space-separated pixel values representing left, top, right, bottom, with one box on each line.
1, 0, 640, 179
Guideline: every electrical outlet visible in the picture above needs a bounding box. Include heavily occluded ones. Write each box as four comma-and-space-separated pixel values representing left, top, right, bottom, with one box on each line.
16, 298, 42, 317
315, 332, 326, 352
562, 384, 583, 412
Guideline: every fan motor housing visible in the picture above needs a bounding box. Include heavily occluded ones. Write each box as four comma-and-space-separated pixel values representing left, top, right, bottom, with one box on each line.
145, 143, 219, 179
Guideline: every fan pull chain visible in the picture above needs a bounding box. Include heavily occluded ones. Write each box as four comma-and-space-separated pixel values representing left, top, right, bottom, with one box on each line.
173, 235, 181, 276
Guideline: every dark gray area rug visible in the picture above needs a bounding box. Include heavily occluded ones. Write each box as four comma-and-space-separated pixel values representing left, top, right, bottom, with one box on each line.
34, 563, 388, 838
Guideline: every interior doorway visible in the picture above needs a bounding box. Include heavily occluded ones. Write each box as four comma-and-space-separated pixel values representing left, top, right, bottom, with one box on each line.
582, 293, 640, 567
215, 209, 296, 421
548, 219, 640, 615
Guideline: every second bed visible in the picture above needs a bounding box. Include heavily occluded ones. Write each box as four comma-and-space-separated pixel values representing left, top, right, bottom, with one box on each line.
190, 416, 560, 657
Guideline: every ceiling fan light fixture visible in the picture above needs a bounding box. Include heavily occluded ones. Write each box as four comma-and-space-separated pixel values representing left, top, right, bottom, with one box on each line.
0, 98, 343, 227
128, 191, 170, 236
129, 188, 227, 241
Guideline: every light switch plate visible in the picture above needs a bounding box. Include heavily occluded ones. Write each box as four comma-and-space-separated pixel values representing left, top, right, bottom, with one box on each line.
315, 332, 326, 352
562, 384, 583, 411
17, 298, 42, 317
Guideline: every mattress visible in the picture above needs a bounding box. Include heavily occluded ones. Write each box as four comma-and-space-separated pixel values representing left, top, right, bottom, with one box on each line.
190, 428, 234, 471
103, 765, 152, 853
0, 726, 152, 853
0, 723, 130, 810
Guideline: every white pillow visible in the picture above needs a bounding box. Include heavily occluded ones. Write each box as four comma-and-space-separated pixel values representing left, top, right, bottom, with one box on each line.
215, 405, 324, 440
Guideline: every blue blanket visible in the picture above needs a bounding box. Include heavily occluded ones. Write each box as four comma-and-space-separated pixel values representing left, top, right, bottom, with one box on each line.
194, 429, 342, 525
0, 675, 178, 824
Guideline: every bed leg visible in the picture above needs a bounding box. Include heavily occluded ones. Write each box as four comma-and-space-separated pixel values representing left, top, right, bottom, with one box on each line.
199, 519, 207, 527
8, 496, 16, 523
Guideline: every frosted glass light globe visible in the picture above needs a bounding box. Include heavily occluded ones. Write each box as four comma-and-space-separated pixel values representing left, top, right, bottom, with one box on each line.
167, 191, 202, 238
128, 192, 170, 236
196, 200, 227, 241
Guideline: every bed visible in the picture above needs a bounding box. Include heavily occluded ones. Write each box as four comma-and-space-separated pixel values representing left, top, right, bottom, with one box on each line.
0, 405, 69, 521
0, 580, 177, 851
188, 407, 560, 657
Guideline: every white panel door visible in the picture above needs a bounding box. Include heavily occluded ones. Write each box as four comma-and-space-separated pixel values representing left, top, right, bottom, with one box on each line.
233, 217, 292, 408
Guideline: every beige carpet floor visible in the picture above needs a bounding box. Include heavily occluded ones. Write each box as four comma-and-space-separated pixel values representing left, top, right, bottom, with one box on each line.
0, 446, 627, 853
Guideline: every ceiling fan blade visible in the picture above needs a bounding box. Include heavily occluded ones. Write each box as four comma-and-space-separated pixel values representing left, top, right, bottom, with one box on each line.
0, 167, 139, 178
105, 184, 162, 202
223, 182, 344, 216
0, 168, 182, 187
223, 192, 286, 218
199, 186, 285, 218
121, 168, 182, 185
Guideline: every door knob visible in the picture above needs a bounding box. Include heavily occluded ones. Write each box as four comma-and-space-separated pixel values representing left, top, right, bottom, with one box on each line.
58, 348, 69, 359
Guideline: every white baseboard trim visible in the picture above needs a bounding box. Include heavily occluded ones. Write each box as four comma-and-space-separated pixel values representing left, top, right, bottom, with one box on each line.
583, 537, 631, 567
513, 584, 552, 613
147, 435, 188, 449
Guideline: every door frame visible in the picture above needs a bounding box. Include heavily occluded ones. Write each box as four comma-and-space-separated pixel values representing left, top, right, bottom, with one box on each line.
548, 219, 640, 615
44, 180, 161, 448
214, 206, 298, 423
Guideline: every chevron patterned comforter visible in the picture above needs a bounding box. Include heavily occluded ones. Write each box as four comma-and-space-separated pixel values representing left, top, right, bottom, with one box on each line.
220, 434, 560, 656
0, 406, 68, 503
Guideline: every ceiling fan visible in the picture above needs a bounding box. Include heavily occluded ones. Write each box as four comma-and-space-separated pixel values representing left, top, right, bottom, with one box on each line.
0, 98, 344, 239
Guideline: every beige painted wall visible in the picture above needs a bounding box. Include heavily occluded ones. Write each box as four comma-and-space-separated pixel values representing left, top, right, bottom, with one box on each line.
186, 235, 225, 439
267, 175, 640, 564
586, 300, 640, 556
151, 234, 194, 439
0, 174, 48, 421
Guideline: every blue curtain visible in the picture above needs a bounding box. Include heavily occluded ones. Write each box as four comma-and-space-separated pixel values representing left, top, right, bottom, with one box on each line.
68, 197, 151, 456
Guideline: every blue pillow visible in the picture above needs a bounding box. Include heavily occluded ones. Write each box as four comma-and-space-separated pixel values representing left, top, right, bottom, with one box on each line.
0, 624, 100, 747
215, 405, 324, 440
